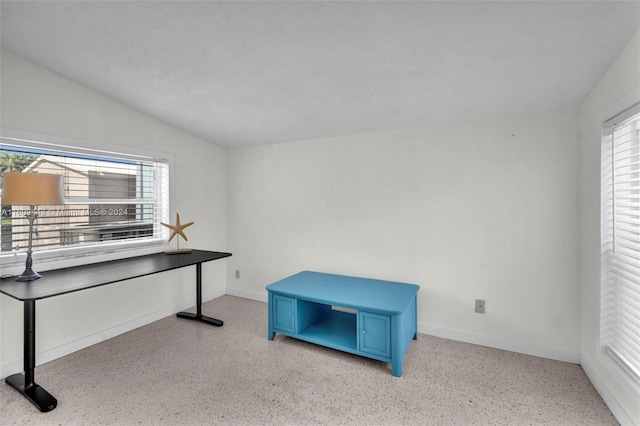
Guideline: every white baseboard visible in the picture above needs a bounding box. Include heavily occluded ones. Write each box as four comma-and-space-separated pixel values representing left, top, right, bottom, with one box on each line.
418, 323, 581, 364
581, 355, 634, 426
0, 288, 225, 380
0, 288, 580, 378
3, 288, 629, 424
2, 288, 632, 424
225, 287, 268, 303
224, 289, 581, 364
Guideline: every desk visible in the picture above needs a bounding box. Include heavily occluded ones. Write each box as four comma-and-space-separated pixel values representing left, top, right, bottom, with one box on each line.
266, 271, 419, 377
0, 249, 231, 412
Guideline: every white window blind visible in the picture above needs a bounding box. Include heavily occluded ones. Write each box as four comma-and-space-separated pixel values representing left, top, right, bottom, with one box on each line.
0, 134, 170, 265
601, 102, 640, 388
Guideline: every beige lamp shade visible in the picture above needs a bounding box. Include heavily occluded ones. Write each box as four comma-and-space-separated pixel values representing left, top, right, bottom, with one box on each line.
2, 172, 65, 205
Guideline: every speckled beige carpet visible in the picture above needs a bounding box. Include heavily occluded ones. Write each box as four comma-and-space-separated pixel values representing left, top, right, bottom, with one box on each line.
0, 295, 616, 425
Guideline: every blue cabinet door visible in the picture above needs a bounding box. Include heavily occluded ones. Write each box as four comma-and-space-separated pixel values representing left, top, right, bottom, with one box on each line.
273, 295, 295, 334
358, 311, 390, 358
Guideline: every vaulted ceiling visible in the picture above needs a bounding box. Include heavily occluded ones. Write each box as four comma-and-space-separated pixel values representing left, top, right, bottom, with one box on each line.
1, 1, 639, 148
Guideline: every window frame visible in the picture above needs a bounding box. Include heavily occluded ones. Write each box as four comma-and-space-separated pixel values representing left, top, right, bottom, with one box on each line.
0, 127, 174, 275
599, 97, 640, 397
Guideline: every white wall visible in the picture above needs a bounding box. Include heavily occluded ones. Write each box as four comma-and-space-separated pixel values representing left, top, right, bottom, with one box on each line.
579, 31, 640, 425
0, 51, 228, 370
227, 108, 581, 360
4, 29, 639, 422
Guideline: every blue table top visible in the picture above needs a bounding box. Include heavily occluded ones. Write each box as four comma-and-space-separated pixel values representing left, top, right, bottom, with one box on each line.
266, 271, 419, 314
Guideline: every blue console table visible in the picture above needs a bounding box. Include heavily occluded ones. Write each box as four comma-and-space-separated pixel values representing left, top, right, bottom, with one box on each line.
266, 271, 419, 377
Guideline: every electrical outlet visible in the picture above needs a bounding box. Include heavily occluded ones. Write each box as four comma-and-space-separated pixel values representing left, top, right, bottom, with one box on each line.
475, 299, 485, 314
235, 270, 240, 279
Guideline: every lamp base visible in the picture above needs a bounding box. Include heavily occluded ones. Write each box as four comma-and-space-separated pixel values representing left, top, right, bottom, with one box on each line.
16, 268, 42, 282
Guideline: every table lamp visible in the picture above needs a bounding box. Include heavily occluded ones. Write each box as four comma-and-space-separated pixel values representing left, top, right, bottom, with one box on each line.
1, 172, 65, 281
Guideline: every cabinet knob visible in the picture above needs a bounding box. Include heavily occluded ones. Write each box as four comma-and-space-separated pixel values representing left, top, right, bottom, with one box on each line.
361, 329, 366, 334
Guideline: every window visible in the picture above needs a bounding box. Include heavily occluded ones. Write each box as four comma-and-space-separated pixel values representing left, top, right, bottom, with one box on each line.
601, 103, 640, 391
0, 128, 172, 271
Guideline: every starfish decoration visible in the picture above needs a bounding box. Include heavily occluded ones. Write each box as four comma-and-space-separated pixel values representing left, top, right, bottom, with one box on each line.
161, 213, 194, 243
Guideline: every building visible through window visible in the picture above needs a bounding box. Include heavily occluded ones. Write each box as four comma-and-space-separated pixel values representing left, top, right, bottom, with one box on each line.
0, 131, 170, 268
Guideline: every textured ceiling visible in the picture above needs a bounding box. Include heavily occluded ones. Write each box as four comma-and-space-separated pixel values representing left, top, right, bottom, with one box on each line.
1, 1, 639, 148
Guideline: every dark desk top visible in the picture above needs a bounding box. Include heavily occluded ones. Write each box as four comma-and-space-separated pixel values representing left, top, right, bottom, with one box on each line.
0, 249, 231, 301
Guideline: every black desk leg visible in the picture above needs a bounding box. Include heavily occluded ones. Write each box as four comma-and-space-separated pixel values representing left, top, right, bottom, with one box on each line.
177, 262, 223, 327
5, 300, 57, 412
